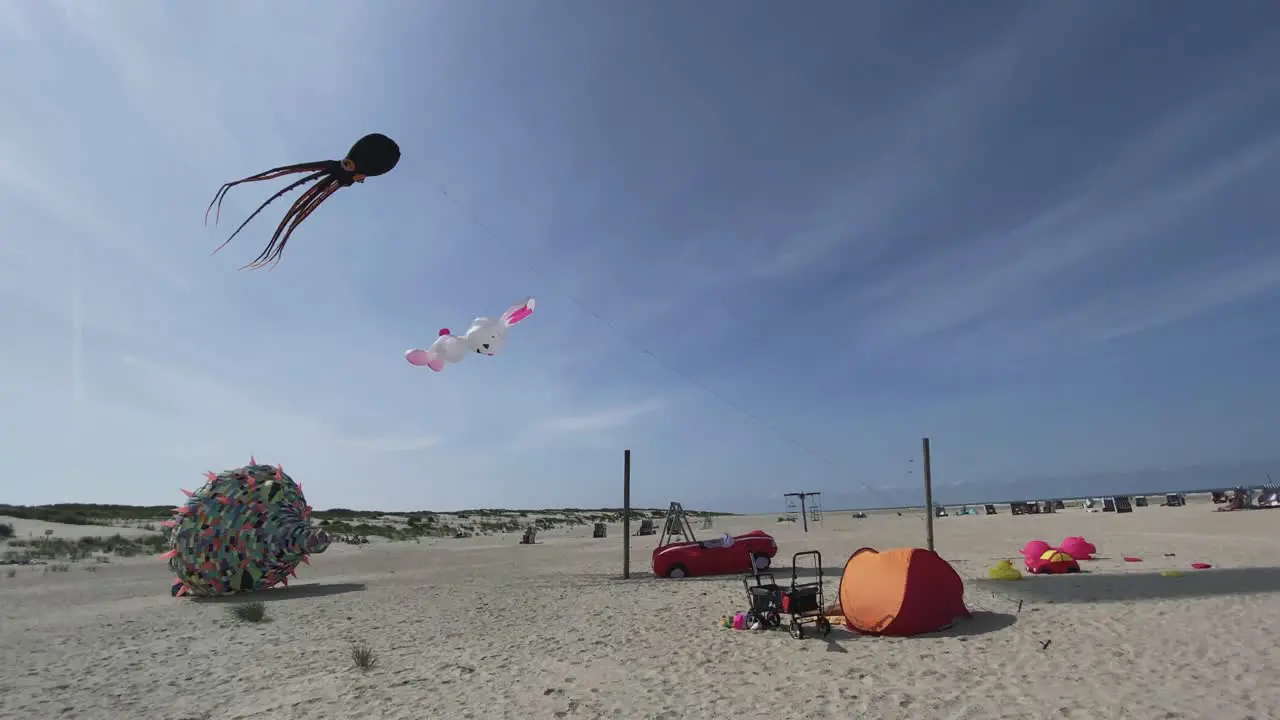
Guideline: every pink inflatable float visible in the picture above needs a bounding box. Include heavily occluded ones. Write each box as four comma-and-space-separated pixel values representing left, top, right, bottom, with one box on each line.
1059, 536, 1097, 560
1020, 540, 1051, 562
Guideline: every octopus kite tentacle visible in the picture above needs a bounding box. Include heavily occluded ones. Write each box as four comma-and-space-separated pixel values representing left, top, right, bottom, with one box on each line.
204, 133, 400, 269
241, 175, 342, 270
208, 169, 330, 260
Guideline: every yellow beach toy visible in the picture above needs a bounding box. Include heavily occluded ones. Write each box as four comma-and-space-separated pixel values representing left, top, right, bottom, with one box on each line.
1161, 570, 1183, 577
987, 559, 1023, 580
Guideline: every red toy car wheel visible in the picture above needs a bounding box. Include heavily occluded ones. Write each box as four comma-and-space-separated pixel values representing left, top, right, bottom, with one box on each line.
666, 564, 688, 579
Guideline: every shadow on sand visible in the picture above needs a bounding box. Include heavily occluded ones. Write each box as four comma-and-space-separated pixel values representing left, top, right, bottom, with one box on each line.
789, 566, 849, 581
815, 611, 1017, 652
972, 566, 1280, 604
934, 610, 1018, 637
191, 582, 367, 604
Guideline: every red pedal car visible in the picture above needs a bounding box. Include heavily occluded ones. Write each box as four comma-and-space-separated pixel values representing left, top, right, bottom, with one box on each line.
652, 530, 778, 578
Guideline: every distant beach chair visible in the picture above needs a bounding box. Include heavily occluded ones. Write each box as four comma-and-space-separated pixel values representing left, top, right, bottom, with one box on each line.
852, 511, 868, 519
983, 504, 997, 515
1040, 501, 1055, 514
592, 522, 607, 538
933, 505, 948, 518
700, 516, 714, 530
1052, 500, 1066, 511
637, 519, 655, 536
1217, 490, 1249, 512
1258, 488, 1280, 508
1010, 502, 1026, 516
1112, 496, 1134, 514
1102, 497, 1117, 512
1211, 491, 1229, 504
1161, 494, 1183, 507
1134, 496, 1149, 507
519, 526, 538, 544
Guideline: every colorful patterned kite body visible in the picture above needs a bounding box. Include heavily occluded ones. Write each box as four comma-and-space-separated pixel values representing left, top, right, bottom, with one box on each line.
161, 459, 329, 597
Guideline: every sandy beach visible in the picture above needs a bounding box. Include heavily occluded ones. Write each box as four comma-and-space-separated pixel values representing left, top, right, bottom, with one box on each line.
2, 499, 1278, 720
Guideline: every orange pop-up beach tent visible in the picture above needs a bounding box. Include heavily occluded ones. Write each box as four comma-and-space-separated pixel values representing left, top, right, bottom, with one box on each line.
835, 547, 969, 636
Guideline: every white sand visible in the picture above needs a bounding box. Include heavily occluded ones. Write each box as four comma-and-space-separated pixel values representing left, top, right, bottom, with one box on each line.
2, 500, 1279, 719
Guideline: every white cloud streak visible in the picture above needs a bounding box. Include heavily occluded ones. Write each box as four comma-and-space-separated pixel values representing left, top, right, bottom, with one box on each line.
538, 399, 664, 434
844, 98, 1280, 359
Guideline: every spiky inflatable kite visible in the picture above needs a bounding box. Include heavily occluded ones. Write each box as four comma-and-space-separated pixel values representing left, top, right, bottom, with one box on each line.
160, 458, 330, 597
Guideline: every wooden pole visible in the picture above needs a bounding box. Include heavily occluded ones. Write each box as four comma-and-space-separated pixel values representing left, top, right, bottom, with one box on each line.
623, 449, 631, 579
922, 437, 935, 552
799, 494, 809, 533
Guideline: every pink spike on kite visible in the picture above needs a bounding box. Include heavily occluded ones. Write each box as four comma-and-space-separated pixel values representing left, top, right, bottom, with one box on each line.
275, 464, 283, 480
297, 482, 303, 493
205, 471, 218, 482
172, 506, 189, 515
180, 488, 195, 497
289, 567, 298, 578
280, 576, 290, 587
301, 554, 311, 565
159, 549, 177, 560
250, 455, 257, 465
161, 520, 177, 528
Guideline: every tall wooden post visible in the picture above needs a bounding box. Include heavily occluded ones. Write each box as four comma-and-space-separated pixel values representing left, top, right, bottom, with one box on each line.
798, 495, 809, 533
922, 437, 935, 552
623, 449, 631, 579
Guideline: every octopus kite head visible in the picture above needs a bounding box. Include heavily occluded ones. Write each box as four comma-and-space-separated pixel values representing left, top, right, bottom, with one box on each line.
343, 133, 400, 181
204, 133, 400, 270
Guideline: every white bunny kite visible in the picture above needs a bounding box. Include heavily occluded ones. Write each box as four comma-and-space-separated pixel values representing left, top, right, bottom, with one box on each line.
404, 297, 535, 372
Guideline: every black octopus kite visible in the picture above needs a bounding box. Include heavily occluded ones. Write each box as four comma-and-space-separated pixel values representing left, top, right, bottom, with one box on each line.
205, 133, 400, 269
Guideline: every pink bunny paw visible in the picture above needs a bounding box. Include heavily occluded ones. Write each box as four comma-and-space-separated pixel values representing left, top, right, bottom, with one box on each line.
426, 354, 445, 372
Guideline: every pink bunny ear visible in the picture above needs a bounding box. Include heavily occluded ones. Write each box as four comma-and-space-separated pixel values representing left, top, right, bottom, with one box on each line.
405, 349, 433, 366
502, 297, 535, 327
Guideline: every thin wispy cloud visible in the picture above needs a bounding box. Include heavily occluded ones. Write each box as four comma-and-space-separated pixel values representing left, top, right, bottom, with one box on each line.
539, 399, 665, 435
1, 2, 1278, 512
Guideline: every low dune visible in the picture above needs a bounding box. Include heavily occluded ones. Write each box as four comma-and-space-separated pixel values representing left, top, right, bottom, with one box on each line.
0, 515, 163, 541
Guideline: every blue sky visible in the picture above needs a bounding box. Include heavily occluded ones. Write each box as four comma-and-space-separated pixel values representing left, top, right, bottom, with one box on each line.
2, 2, 1279, 513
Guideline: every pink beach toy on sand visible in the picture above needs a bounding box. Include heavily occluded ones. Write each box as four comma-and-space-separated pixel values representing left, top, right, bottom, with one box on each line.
1020, 540, 1051, 561
1060, 536, 1097, 560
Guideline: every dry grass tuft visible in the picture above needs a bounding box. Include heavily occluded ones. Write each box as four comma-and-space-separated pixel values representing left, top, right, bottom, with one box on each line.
350, 641, 378, 670
228, 601, 268, 623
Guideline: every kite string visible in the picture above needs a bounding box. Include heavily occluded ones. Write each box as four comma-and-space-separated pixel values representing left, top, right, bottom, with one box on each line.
435, 187, 907, 509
